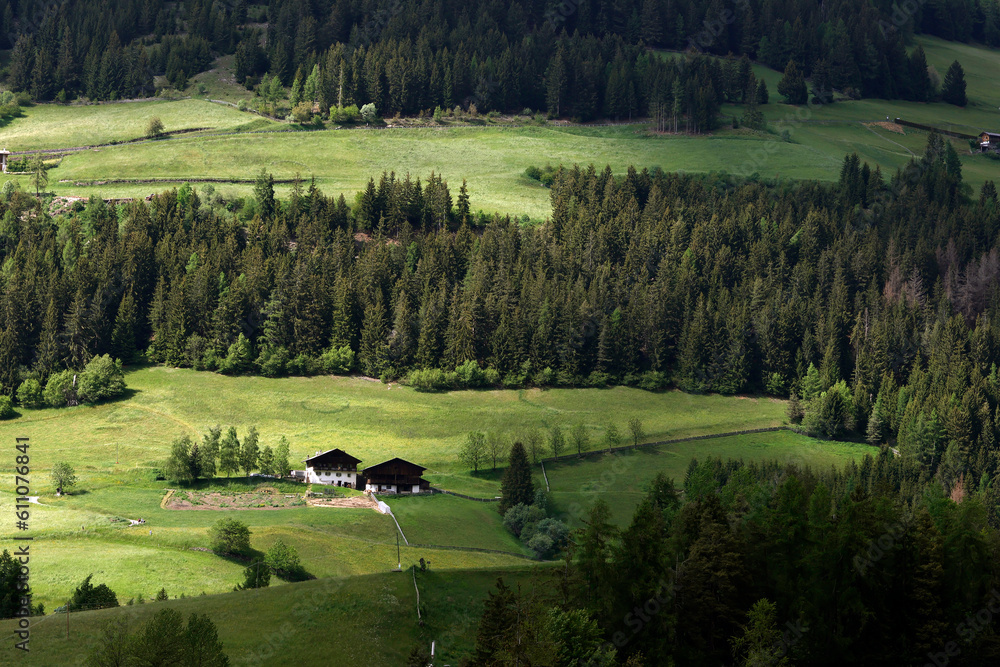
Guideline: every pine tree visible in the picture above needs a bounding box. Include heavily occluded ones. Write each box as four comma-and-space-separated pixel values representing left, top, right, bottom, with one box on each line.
499, 442, 534, 514
545, 46, 567, 117
777, 60, 807, 105
941, 60, 967, 106
111, 290, 138, 361
360, 292, 389, 377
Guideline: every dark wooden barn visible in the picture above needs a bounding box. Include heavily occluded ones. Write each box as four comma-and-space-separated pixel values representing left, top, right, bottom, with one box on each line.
979, 131, 1000, 152
362, 457, 429, 494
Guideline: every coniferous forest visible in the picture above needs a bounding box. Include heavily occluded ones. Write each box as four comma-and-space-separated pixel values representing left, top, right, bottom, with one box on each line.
3, 0, 1000, 114
1, 134, 999, 492
473, 455, 1000, 665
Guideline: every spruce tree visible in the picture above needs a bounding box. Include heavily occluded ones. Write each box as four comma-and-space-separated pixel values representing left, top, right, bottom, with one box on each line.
941, 60, 967, 106
777, 60, 807, 105
111, 290, 137, 362
359, 293, 389, 377
499, 441, 534, 515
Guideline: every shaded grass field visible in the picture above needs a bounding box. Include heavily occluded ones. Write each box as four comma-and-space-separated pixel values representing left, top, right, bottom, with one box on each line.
0, 98, 282, 149
15, 485, 530, 609
0, 567, 550, 666
389, 493, 527, 554
543, 429, 873, 526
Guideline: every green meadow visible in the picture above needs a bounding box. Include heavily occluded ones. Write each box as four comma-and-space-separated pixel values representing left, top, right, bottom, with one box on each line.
0, 567, 551, 666
542, 429, 872, 526
0, 32, 995, 219
0, 364, 870, 609
0, 365, 790, 487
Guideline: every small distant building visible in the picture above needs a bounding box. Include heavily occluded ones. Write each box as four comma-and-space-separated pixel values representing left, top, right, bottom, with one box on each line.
303, 448, 361, 487
0, 149, 9, 173
363, 458, 429, 494
979, 132, 1000, 152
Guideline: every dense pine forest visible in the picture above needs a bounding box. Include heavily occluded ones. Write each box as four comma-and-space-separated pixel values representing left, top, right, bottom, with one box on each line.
1, 133, 1000, 492
472, 453, 1000, 665
2, 0, 998, 113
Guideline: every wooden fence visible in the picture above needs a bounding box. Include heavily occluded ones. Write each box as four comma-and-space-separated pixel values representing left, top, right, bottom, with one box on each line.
894, 118, 978, 141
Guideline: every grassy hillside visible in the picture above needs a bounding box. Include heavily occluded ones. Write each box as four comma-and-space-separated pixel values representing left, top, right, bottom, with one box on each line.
0, 567, 549, 666
0, 37, 994, 218
0, 98, 282, 149
0, 365, 790, 484
0, 365, 845, 608
542, 430, 872, 526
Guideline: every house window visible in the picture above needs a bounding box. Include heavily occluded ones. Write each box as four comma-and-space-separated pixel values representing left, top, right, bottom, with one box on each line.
336, 473, 341, 477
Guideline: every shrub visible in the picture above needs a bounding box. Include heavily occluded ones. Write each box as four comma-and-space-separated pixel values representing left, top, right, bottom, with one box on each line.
407, 367, 452, 391
209, 518, 251, 555
218, 334, 252, 374
286, 353, 320, 376
360, 103, 377, 125
0, 395, 14, 419
71, 574, 119, 611
319, 345, 355, 374
330, 104, 360, 123
523, 517, 568, 558
533, 366, 555, 386
146, 116, 164, 138
43, 369, 76, 407
455, 359, 486, 387
254, 345, 289, 377
265, 539, 307, 580
77, 354, 127, 403
291, 102, 313, 123
503, 503, 545, 537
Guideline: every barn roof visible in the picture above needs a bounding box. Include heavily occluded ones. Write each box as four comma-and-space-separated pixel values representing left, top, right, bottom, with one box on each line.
303, 448, 361, 465
363, 457, 427, 475
982, 131, 1000, 140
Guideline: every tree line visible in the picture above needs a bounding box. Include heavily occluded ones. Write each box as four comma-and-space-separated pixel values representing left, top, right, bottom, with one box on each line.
4, 0, 995, 107
460, 418, 645, 472
163, 425, 292, 483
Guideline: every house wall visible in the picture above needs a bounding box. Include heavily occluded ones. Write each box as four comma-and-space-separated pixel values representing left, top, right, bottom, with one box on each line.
364, 482, 423, 494
306, 467, 357, 487
366, 482, 398, 493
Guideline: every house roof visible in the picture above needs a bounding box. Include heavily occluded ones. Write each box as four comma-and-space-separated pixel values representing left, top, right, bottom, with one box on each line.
982, 132, 1000, 140
362, 457, 427, 475
303, 448, 361, 465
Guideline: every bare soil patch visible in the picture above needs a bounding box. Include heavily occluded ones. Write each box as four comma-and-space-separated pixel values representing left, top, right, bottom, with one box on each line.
165, 489, 307, 511
307, 495, 378, 510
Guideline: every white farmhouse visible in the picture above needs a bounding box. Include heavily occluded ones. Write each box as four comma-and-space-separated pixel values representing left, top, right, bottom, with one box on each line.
303, 448, 361, 488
